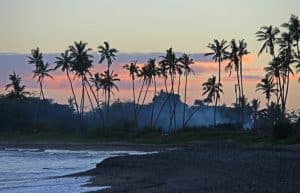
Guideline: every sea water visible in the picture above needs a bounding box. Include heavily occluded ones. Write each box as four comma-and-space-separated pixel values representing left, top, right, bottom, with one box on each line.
0, 148, 153, 193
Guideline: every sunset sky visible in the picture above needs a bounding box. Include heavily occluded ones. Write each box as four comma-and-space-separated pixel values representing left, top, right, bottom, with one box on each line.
1, 0, 300, 110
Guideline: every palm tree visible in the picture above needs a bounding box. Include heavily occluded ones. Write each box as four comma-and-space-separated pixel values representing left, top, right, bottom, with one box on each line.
226, 39, 241, 105
98, 41, 118, 73
202, 75, 223, 127
205, 39, 228, 87
238, 39, 250, 125
159, 48, 182, 131
99, 70, 120, 126
256, 25, 280, 57
123, 61, 140, 127
69, 41, 93, 118
90, 72, 102, 103
147, 58, 159, 129
256, 74, 277, 106
265, 57, 282, 105
5, 72, 29, 99
281, 14, 300, 57
277, 32, 296, 113
54, 50, 79, 115
28, 48, 53, 100
179, 54, 194, 128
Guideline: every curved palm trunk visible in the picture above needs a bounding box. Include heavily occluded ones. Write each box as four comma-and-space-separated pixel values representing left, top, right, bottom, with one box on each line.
240, 57, 244, 127
66, 70, 79, 115
85, 77, 105, 128
236, 66, 241, 125
80, 78, 85, 119
136, 79, 145, 114
39, 81, 45, 100
182, 73, 188, 128
84, 83, 96, 117
138, 81, 150, 116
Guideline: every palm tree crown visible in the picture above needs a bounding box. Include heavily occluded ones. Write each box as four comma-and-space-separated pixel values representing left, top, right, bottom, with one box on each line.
98, 41, 118, 71
256, 25, 280, 56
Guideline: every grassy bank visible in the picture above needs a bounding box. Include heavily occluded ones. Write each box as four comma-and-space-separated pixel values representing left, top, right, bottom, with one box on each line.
1, 126, 299, 145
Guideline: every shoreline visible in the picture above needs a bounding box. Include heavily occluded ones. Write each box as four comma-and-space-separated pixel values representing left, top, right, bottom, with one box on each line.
70, 141, 300, 193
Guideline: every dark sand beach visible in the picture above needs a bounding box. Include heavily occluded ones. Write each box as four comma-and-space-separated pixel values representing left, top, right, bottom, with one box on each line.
68, 141, 300, 193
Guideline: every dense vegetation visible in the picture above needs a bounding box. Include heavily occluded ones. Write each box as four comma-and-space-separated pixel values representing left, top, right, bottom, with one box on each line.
1, 15, 300, 143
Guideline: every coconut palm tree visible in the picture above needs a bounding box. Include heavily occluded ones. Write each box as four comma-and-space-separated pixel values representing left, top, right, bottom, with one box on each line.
277, 32, 296, 113
5, 72, 29, 99
281, 14, 300, 57
99, 70, 120, 126
225, 39, 241, 104
90, 72, 102, 103
179, 54, 194, 128
98, 41, 118, 73
205, 39, 228, 87
159, 48, 182, 131
238, 39, 250, 125
256, 25, 280, 57
256, 74, 277, 106
28, 48, 53, 100
202, 75, 223, 127
265, 57, 282, 105
69, 41, 93, 117
54, 50, 79, 115
123, 61, 140, 127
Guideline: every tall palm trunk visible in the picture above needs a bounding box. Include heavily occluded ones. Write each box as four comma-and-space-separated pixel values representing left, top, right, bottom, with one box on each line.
284, 70, 290, 114
39, 81, 45, 100
168, 73, 176, 132
170, 74, 181, 128
136, 79, 145, 114
278, 74, 285, 115
240, 57, 244, 126
182, 73, 188, 128
107, 88, 111, 127
66, 70, 79, 115
80, 78, 85, 119
132, 75, 137, 128
214, 96, 217, 127
150, 77, 157, 129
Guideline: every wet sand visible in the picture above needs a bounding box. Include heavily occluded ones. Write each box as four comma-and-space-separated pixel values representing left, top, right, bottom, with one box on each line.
70, 141, 300, 193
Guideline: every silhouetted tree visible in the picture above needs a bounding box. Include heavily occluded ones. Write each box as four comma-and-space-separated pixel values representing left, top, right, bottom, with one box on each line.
5, 72, 29, 99
205, 39, 228, 91
28, 48, 53, 100
179, 54, 194, 128
123, 61, 140, 127
256, 74, 277, 106
256, 25, 280, 57
202, 75, 223, 127
98, 41, 118, 73
69, 41, 93, 118
99, 70, 120, 126
54, 50, 79, 115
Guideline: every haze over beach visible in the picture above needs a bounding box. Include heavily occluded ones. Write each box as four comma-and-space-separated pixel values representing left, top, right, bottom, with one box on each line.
1, 0, 300, 110
2, 1, 300, 193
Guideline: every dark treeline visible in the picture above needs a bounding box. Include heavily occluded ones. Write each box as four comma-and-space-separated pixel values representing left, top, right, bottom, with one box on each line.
1, 15, 300, 140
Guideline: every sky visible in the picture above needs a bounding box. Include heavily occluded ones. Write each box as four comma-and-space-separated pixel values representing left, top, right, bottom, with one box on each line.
0, 0, 300, 110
